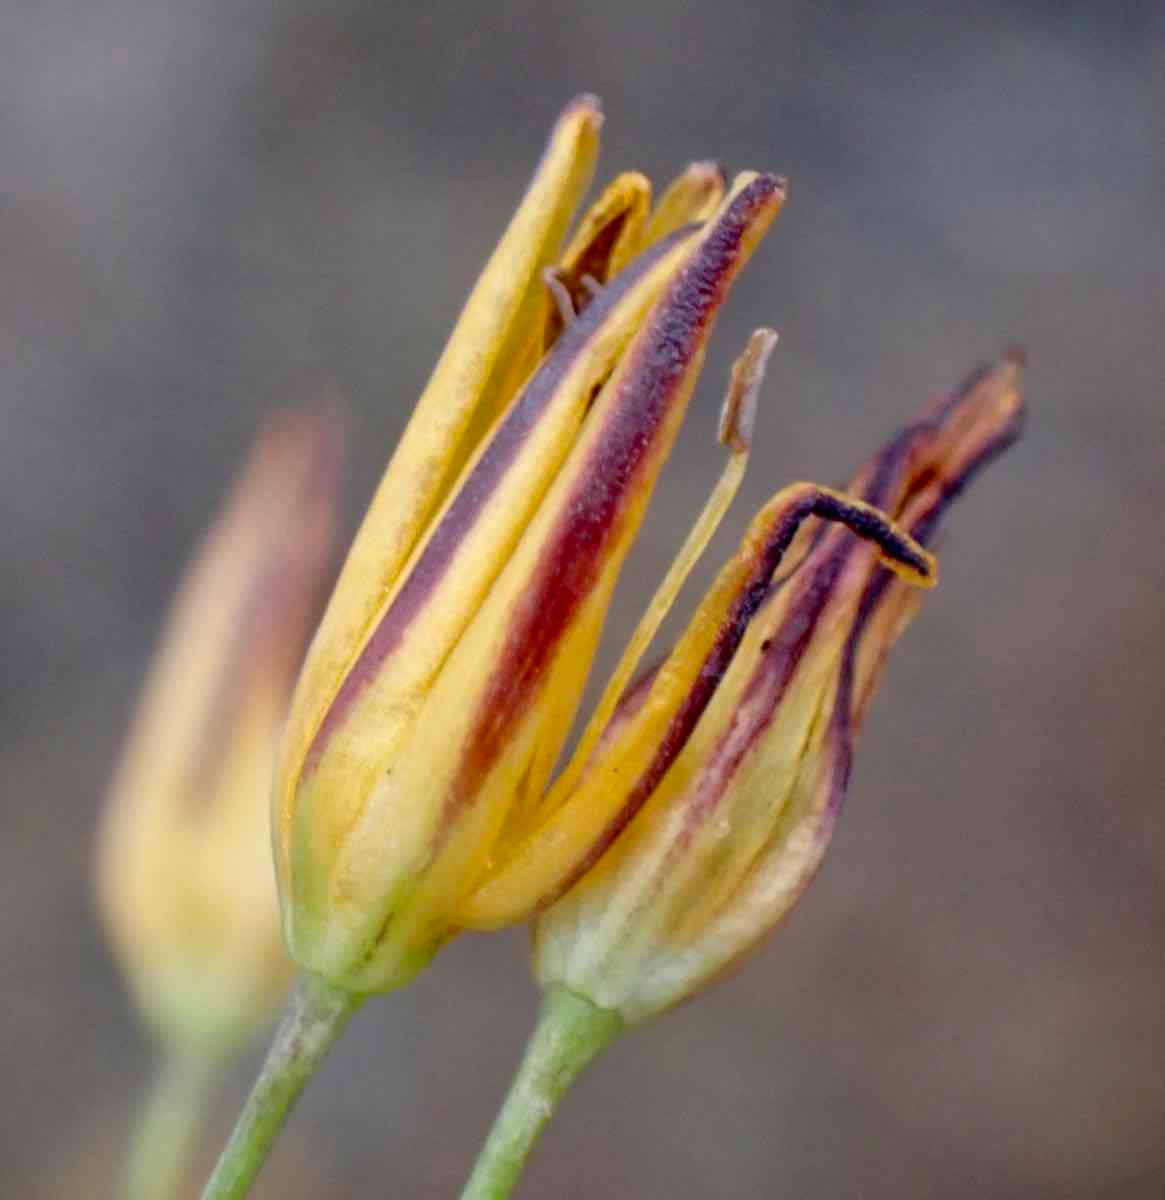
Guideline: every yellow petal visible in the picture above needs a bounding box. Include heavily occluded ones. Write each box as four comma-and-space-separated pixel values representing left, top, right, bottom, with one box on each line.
561, 172, 653, 286
322, 176, 788, 986
280, 232, 702, 985
278, 96, 602, 848
644, 161, 727, 243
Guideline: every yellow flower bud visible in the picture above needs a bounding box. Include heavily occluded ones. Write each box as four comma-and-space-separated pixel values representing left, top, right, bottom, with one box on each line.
274, 95, 787, 994
525, 349, 1025, 1025
96, 415, 340, 1055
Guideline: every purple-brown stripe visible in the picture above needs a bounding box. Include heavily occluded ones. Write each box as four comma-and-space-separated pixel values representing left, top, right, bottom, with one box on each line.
536, 487, 930, 908
443, 177, 784, 827
761, 353, 1028, 906
675, 371, 1025, 843
302, 231, 693, 775
561, 352, 1022, 888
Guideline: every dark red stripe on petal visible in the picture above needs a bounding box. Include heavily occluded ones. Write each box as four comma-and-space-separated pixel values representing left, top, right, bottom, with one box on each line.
444, 177, 784, 827
676, 392, 1024, 841
860, 349, 1027, 518
303, 233, 693, 774
750, 353, 1028, 897
534, 486, 918, 908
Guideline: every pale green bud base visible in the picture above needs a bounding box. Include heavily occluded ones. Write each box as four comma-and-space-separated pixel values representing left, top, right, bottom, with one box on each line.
200, 973, 362, 1200
461, 985, 624, 1200
123, 1049, 218, 1200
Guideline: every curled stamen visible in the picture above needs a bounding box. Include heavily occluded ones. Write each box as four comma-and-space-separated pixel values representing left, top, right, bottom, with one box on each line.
460, 480, 932, 929
778, 486, 937, 586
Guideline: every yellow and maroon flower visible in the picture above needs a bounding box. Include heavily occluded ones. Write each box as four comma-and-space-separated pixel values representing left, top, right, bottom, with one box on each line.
96, 414, 340, 1055
502, 349, 1026, 1025
274, 96, 790, 994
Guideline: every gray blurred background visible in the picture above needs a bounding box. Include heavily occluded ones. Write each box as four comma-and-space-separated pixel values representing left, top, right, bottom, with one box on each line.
4, 1, 1164, 1196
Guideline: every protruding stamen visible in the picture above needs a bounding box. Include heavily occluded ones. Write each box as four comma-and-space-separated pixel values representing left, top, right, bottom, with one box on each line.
718, 327, 777, 452
544, 328, 778, 812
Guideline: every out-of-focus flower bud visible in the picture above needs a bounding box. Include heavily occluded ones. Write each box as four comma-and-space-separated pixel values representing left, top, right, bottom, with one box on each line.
522, 349, 1025, 1025
274, 94, 787, 994
96, 415, 340, 1056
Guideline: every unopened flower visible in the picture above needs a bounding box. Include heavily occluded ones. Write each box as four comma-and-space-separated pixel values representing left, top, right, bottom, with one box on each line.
458, 352, 1023, 1200
96, 415, 340, 1055
274, 95, 787, 995
521, 349, 1025, 1024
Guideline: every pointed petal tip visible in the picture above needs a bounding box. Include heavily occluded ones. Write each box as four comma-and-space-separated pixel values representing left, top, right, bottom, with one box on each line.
736, 172, 788, 201
251, 404, 345, 510
1002, 342, 1027, 370
729, 170, 785, 195
561, 93, 604, 129
687, 160, 727, 187
716, 173, 787, 236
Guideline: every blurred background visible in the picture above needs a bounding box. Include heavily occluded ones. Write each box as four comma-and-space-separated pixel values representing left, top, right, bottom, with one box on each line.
4, 1, 1163, 1196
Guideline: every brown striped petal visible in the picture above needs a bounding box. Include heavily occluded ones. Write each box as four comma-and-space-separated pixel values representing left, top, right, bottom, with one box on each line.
533, 350, 1026, 1024
278, 97, 601, 844
289, 174, 787, 993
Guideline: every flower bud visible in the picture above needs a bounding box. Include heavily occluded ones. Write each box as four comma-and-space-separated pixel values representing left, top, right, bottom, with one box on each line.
526, 350, 1025, 1025
96, 415, 340, 1055
274, 95, 787, 994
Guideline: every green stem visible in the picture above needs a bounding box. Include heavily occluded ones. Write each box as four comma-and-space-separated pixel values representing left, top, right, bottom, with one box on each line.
200, 974, 361, 1200
461, 985, 623, 1200
123, 1048, 218, 1200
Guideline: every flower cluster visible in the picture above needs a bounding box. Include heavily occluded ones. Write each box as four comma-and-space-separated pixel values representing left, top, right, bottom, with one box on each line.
95, 95, 1024, 1200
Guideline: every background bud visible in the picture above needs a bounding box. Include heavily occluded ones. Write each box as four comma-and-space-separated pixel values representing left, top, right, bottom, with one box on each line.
95, 413, 340, 1056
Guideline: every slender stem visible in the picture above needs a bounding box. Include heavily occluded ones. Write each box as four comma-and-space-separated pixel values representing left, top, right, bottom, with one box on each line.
200, 973, 361, 1200
123, 1048, 218, 1200
461, 985, 623, 1200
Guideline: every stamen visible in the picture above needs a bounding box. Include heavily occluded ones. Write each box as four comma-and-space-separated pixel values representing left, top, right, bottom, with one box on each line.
513, 329, 775, 829
544, 266, 579, 329
718, 327, 775, 452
